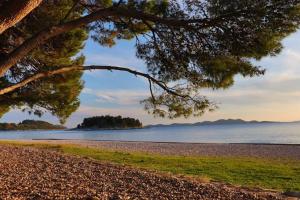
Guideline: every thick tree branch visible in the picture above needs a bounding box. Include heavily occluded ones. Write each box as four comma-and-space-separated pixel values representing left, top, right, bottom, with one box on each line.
0, 65, 187, 100
0, 7, 114, 77
0, 0, 42, 34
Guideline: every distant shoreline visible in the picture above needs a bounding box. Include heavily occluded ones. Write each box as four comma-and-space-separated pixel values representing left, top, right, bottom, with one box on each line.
69, 120, 299, 130
145, 119, 300, 128
0, 128, 66, 131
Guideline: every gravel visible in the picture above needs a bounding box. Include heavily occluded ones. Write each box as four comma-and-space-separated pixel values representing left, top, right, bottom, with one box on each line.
0, 145, 289, 200
30, 140, 300, 160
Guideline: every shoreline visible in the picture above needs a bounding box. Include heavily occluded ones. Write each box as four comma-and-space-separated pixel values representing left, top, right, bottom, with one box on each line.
30, 138, 300, 145
4, 139, 300, 160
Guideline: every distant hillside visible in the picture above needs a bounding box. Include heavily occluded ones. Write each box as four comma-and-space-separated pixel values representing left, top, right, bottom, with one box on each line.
0, 120, 65, 130
145, 119, 288, 128
76, 115, 142, 130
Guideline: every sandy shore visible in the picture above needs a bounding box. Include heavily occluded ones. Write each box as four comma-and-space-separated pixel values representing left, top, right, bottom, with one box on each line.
18, 140, 300, 160
0, 145, 288, 200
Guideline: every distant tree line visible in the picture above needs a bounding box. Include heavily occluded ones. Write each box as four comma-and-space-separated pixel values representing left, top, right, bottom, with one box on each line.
0, 120, 65, 130
77, 115, 142, 129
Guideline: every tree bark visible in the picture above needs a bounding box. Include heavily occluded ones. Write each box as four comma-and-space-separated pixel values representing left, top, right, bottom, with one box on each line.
0, 0, 42, 34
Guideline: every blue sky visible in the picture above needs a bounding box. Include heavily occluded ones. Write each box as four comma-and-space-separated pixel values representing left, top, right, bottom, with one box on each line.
1, 30, 300, 127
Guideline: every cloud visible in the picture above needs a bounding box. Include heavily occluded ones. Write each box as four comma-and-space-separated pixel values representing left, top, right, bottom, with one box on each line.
201, 32, 300, 108
256, 48, 300, 81
202, 77, 300, 107
82, 88, 149, 105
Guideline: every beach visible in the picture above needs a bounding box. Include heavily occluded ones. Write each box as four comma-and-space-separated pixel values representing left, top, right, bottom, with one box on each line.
0, 140, 299, 199
23, 140, 300, 159
0, 144, 290, 200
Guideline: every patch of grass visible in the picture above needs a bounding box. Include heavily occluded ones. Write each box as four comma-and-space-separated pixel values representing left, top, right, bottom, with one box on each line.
1, 141, 299, 191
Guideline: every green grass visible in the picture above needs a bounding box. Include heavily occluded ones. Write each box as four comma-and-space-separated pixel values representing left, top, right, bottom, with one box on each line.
1, 141, 300, 191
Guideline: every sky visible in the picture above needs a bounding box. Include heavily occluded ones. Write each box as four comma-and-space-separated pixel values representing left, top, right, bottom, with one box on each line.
1, 30, 300, 128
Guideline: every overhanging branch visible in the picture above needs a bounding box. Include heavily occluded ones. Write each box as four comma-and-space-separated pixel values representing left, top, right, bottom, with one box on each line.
0, 65, 188, 100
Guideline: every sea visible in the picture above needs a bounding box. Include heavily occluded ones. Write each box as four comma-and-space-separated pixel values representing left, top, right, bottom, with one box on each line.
0, 122, 299, 144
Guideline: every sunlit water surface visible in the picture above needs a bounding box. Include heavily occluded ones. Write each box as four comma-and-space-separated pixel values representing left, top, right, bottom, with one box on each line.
0, 123, 299, 144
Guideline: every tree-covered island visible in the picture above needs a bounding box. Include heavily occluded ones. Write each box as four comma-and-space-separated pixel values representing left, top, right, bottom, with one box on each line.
0, 120, 65, 130
76, 115, 142, 130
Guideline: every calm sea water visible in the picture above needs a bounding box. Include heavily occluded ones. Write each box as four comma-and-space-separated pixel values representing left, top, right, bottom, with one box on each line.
0, 123, 299, 144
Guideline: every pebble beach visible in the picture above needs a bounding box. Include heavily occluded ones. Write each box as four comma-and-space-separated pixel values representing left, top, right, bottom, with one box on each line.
0, 144, 291, 200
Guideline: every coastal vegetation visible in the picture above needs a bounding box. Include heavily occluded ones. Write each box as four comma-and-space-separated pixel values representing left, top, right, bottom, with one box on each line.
1, 141, 299, 191
76, 115, 142, 129
0, 120, 65, 130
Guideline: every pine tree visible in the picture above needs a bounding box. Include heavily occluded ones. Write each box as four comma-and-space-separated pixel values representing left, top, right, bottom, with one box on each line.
0, 0, 299, 122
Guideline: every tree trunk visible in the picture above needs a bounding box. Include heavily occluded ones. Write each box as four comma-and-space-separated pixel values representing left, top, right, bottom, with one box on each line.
0, 0, 42, 34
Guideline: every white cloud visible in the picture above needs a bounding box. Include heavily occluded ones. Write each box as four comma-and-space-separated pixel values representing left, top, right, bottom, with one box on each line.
82, 88, 149, 105
257, 48, 300, 82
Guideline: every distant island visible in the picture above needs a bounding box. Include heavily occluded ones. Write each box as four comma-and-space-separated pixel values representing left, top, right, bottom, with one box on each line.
76, 115, 143, 130
0, 120, 65, 130
145, 119, 300, 128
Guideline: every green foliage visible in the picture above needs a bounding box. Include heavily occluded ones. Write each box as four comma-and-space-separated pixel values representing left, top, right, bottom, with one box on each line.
142, 86, 214, 119
0, 120, 65, 130
77, 115, 143, 129
0, 0, 87, 123
90, 0, 169, 47
137, 1, 300, 84
0, 104, 10, 118
90, 0, 300, 119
